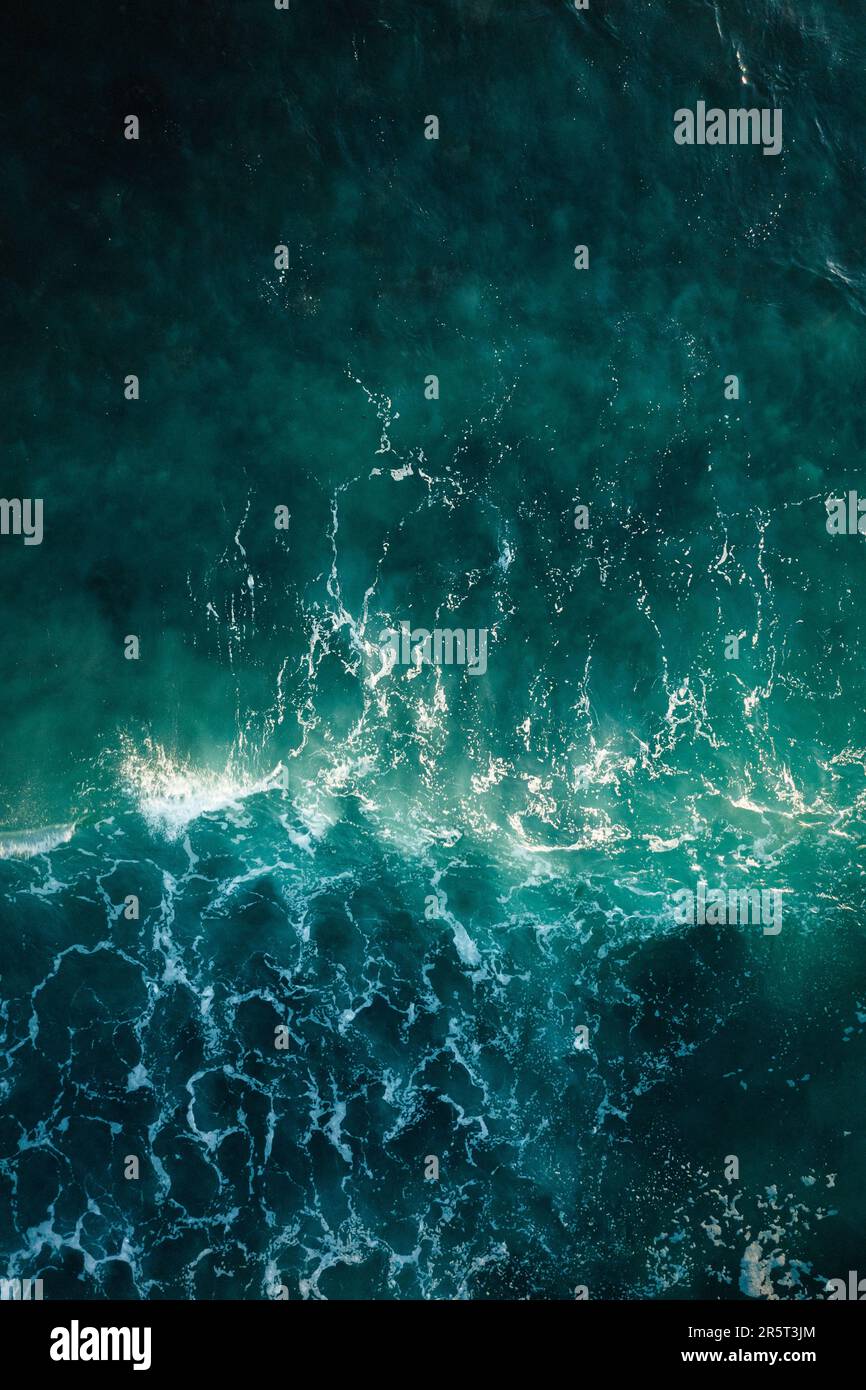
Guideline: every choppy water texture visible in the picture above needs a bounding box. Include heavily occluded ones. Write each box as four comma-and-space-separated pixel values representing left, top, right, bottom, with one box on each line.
1, 0, 866, 1299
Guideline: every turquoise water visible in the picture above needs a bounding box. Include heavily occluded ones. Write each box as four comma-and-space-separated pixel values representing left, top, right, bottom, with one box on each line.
1, 0, 866, 1298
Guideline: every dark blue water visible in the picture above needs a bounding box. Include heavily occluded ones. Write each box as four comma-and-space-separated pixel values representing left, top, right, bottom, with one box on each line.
1, 0, 866, 1299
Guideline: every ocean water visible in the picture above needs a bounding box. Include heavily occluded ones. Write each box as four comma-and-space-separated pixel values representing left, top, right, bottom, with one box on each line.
1, 0, 866, 1300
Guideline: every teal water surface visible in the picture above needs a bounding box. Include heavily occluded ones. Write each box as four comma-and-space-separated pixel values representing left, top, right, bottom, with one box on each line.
1, 0, 865, 1298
